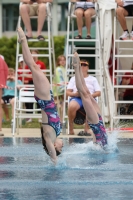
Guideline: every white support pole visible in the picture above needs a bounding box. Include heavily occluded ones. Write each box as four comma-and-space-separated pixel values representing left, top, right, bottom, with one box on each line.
0, 2, 2, 38
52, 0, 58, 36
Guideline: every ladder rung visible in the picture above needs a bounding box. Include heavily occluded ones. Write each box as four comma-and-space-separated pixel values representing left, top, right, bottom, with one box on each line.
29, 47, 53, 50
68, 54, 100, 57
113, 115, 133, 119
125, 16, 133, 19
66, 69, 101, 72
68, 39, 98, 42
115, 55, 133, 58
114, 70, 133, 73
115, 40, 133, 42
74, 47, 97, 50
18, 54, 51, 57
26, 39, 49, 42
114, 85, 133, 88
17, 69, 50, 72
114, 101, 133, 103
119, 48, 133, 51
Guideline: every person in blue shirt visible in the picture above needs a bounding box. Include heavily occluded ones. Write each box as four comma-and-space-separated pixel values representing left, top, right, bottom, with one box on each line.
1, 68, 23, 121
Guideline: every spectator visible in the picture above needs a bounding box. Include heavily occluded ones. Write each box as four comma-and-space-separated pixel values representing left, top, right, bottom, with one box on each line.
53, 55, 66, 123
120, 63, 133, 116
0, 56, 8, 136
20, 0, 53, 41
66, 59, 101, 135
18, 56, 29, 84
71, 0, 96, 39
116, 0, 133, 40
1, 68, 23, 124
25, 49, 47, 123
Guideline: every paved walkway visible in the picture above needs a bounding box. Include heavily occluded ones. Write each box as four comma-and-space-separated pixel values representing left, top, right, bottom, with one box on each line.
0, 128, 133, 138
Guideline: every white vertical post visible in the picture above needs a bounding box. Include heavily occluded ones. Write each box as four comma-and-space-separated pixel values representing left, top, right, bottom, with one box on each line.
52, 0, 58, 36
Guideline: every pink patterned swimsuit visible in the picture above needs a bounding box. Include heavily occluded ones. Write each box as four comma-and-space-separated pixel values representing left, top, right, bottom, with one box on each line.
88, 114, 108, 147
34, 90, 61, 136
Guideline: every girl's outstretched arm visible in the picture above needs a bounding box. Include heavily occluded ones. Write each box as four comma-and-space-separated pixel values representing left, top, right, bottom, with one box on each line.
44, 134, 57, 165
17, 27, 36, 70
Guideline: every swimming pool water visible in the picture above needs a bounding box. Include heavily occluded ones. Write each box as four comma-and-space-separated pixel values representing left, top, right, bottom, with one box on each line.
0, 136, 133, 200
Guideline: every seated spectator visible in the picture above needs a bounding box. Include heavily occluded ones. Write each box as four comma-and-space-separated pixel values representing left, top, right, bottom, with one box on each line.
18, 56, 29, 84
1, 68, 23, 122
24, 49, 47, 123
20, 0, 53, 41
120, 63, 133, 116
53, 55, 66, 123
71, 0, 96, 39
66, 59, 101, 135
116, 0, 133, 40
18, 56, 24, 82
0, 55, 8, 136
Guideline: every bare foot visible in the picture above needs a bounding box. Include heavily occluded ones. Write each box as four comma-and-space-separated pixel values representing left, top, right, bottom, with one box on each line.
72, 52, 80, 68
17, 27, 26, 43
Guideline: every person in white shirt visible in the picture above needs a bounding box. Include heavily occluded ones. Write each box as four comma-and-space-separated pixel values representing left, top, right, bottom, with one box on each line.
66, 59, 101, 135
116, 0, 133, 40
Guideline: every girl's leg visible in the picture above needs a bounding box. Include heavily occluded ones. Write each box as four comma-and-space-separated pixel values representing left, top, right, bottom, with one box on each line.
2, 104, 10, 121
17, 27, 50, 100
20, 4, 32, 38
73, 52, 99, 124
84, 8, 96, 36
75, 8, 84, 36
73, 53, 108, 147
37, 3, 47, 37
78, 58, 101, 115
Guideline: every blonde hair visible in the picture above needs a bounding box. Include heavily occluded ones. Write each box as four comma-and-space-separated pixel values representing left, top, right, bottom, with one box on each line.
8, 68, 15, 73
56, 55, 66, 66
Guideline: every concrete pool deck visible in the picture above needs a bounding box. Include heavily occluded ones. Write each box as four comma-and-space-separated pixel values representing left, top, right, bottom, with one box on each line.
0, 128, 133, 138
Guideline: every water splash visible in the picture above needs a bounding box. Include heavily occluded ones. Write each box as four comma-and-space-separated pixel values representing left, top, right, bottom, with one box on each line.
106, 130, 119, 153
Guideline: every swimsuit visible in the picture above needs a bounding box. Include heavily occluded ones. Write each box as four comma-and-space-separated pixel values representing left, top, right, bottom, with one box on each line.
34, 90, 61, 136
88, 114, 108, 147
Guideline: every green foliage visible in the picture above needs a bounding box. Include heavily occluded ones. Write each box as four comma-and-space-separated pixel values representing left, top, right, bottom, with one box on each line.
54, 36, 66, 60
0, 36, 66, 69
0, 37, 17, 68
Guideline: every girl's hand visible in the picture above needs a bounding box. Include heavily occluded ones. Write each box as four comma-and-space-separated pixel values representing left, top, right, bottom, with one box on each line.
74, 91, 80, 97
7, 76, 11, 80
10, 76, 15, 81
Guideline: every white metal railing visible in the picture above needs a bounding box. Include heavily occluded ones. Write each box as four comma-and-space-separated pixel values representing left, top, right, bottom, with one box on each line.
111, 15, 133, 129
63, 2, 106, 134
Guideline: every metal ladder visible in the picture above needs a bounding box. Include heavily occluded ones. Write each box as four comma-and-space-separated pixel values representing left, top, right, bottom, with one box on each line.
12, 2, 55, 135
111, 15, 133, 129
63, 2, 106, 134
